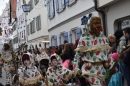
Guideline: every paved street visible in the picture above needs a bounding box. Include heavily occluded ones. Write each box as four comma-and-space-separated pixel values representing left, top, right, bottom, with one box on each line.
0, 68, 6, 85
0, 68, 80, 86
1, 68, 127, 86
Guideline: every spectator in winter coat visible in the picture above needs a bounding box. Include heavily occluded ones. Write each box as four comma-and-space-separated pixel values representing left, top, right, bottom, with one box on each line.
121, 27, 130, 86
108, 34, 116, 53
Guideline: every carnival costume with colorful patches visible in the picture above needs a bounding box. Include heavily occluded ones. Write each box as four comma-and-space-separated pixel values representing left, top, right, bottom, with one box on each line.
73, 15, 115, 86
12, 53, 45, 86
1, 43, 15, 85
46, 53, 73, 86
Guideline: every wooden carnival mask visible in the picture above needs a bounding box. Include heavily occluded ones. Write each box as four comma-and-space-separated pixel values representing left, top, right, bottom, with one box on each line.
90, 17, 103, 36
4, 43, 10, 50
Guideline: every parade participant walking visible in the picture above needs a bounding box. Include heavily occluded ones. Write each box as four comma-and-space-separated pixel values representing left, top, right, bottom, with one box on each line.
46, 53, 74, 86
1, 43, 15, 86
73, 15, 116, 86
0, 53, 3, 77
13, 53, 45, 86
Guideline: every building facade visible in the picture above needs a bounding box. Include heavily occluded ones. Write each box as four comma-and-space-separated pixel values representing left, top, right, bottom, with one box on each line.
0, 2, 12, 44
12, 20, 18, 49
26, 0, 49, 49
98, 0, 130, 35
16, 0, 27, 46
47, 0, 99, 46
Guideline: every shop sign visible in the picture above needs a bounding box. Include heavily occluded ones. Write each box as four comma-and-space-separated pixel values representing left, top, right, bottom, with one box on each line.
121, 19, 130, 29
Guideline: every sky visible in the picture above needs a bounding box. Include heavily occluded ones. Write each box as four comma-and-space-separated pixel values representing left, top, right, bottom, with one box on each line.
0, 0, 9, 16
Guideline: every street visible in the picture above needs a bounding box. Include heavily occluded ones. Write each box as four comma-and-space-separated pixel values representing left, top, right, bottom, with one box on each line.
0, 68, 80, 86
0, 68, 6, 85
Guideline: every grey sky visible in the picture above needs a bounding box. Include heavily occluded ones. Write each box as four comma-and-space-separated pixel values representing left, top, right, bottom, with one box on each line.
0, 0, 9, 16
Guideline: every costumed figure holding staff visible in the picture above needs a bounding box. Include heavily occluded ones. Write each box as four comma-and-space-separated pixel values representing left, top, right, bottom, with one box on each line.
12, 53, 45, 86
73, 14, 117, 86
1, 41, 15, 86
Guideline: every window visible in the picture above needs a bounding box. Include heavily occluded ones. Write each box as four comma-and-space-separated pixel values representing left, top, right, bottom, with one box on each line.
24, 30, 25, 39
22, 31, 23, 38
54, 36, 57, 46
13, 23, 16, 31
36, 15, 41, 30
27, 24, 30, 35
34, 0, 39, 5
23, 13, 25, 21
30, 20, 35, 34
69, 31, 72, 43
28, 0, 34, 11
56, 0, 65, 13
76, 28, 82, 39
47, 0, 55, 19
59, 34, 61, 45
64, 32, 68, 42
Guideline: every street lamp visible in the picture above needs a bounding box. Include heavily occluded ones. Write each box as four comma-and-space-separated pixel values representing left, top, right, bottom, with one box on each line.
22, 4, 31, 12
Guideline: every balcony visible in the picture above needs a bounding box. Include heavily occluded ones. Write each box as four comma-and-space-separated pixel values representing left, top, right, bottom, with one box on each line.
98, 0, 119, 8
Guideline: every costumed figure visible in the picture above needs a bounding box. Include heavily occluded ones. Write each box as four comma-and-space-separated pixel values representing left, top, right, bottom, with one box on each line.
1, 43, 15, 86
73, 15, 116, 86
37, 51, 50, 86
0, 53, 3, 77
46, 53, 74, 86
12, 53, 45, 86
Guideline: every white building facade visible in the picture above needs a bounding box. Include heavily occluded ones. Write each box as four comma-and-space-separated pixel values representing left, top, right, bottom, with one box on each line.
16, 0, 27, 47
12, 20, 18, 49
26, 0, 49, 49
98, 0, 130, 35
0, 3, 12, 44
47, 0, 99, 46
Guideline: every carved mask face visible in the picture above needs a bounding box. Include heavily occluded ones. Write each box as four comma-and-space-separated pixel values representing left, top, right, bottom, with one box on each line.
4, 43, 10, 50
90, 17, 103, 36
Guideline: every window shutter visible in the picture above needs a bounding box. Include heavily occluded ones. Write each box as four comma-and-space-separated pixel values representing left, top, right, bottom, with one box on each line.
64, 32, 68, 42
54, 36, 57, 46
56, 0, 59, 13
59, 34, 61, 45
47, 0, 50, 18
33, 20, 35, 33
62, 0, 65, 9
30, 22, 32, 34
36, 17, 38, 30
69, 31, 72, 43
76, 28, 82, 39
51, 0, 55, 16
39, 15, 41, 29
65, 0, 69, 6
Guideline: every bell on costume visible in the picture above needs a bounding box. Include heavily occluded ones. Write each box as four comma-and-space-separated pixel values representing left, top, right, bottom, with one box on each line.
86, 62, 92, 70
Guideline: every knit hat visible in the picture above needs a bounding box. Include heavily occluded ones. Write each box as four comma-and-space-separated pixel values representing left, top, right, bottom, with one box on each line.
51, 56, 57, 62
22, 54, 30, 62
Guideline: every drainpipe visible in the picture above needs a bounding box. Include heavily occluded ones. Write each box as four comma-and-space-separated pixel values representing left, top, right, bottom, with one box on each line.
94, 0, 107, 36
